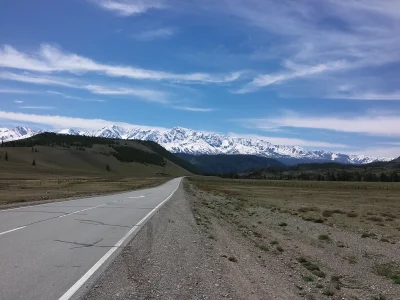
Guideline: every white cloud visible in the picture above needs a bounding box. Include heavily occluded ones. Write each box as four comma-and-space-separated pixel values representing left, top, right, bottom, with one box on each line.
14, 100, 24, 104
328, 92, 400, 101
0, 45, 54, 72
381, 142, 400, 146
20, 106, 54, 110
0, 88, 37, 94
0, 110, 168, 131
90, 0, 165, 17
46, 91, 105, 103
349, 147, 400, 159
241, 111, 400, 137
172, 106, 215, 112
229, 132, 349, 149
84, 85, 168, 103
0, 71, 169, 103
237, 60, 347, 93
0, 71, 78, 88
132, 27, 177, 41
0, 44, 241, 84
209, 0, 400, 94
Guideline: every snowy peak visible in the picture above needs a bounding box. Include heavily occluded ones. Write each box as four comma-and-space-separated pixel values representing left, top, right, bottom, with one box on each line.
0, 125, 394, 164
58, 129, 82, 135
0, 126, 38, 142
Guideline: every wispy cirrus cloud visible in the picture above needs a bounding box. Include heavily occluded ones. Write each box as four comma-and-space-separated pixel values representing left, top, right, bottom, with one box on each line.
172, 106, 215, 112
327, 92, 400, 101
14, 100, 24, 104
46, 91, 106, 103
0, 71, 78, 88
0, 44, 241, 84
84, 85, 168, 103
211, 0, 400, 94
0, 110, 168, 131
20, 106, 54, 110
0, 88, 38, 94
236, 60, 347, 93
89, 0, 165, 17
0, 71, 169, 103
132, 27, 178, 41
240, 110, 400, 137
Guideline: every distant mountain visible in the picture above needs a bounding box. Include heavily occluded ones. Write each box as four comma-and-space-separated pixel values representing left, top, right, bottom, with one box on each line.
176, 153, 285, 174
0, 125, 393, 165
0, 126, 38, 142
58, 129, 82, 136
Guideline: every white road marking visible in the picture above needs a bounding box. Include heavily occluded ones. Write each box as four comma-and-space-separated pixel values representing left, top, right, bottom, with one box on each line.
57, 179, 181, 300
58, 204, 107, 218
0, 226, 26, 236
128, 196, 145, 199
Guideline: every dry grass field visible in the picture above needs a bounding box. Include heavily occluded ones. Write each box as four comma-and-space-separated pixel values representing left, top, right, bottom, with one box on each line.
0, 177, 168, 207
0, 142, 189, 207
186, 178, 400, 299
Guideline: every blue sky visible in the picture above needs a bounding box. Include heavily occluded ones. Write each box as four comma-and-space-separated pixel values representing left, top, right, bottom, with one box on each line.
0, 0, 400, 157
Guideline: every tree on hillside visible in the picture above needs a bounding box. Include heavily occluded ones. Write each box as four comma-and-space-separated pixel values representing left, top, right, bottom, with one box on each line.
106, 164, 111, 172
389, 171, 399, 182
5, 151, 8, 161
32, 159, 36, 166
380, 172, 389, 182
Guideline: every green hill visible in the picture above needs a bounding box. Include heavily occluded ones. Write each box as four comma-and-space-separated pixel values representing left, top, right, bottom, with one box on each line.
0, 133, 200, 179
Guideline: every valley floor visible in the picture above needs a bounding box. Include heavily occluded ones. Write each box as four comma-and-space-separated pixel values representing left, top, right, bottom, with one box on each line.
84, 178, 400, 300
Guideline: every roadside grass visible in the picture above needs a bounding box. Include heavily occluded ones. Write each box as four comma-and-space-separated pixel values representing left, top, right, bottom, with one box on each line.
322, 209, 346, 217
374, 263, 400, 285
187, 177, 400, 298
347, 212, 358, 218
302, 275, 314, 282
189, 178, 400, 241
0, 177, 168, 206
297, 256, 326, 278
322, 289, 334, 296
318, 234, 331, 242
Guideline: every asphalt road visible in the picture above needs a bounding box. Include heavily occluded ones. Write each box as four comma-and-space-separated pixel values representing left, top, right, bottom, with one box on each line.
0, 177, 182, 300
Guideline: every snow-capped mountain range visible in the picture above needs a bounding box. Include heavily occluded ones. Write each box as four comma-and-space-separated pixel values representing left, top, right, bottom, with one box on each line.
0, 125, 393, 165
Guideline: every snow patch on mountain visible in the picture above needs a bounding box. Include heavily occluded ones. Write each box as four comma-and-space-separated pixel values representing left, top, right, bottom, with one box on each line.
0, 125, 393, 164
0, 126, 38, 142
58, 129, 82, 135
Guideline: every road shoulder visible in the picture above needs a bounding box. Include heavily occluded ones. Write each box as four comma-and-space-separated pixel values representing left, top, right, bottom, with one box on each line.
83, 179, 236, 300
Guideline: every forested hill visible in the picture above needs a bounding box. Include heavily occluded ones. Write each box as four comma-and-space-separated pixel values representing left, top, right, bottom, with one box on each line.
1, 133, 201, 177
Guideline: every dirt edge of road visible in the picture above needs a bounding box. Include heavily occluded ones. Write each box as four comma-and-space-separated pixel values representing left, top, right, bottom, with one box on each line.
83, 179, 238, 300
84, 180, 400, 300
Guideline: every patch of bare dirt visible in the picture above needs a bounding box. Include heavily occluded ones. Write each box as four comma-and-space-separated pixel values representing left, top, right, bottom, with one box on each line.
188, 181, 400, 300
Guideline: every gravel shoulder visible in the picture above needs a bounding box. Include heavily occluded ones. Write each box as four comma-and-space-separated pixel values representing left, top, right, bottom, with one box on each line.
84, 180, 237, 300
84, 179, 400, 300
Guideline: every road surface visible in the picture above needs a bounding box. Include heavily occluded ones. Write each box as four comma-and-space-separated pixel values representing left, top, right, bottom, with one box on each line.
0, 177, 182, 300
